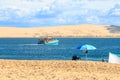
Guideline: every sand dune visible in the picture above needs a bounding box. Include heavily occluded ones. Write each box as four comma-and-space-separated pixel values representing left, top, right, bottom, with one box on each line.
0, 60, 120, 80
0, 24, 120, 37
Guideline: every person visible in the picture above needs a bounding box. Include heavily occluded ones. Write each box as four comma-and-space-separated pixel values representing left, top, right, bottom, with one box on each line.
102, 58, 105, 62
72, 55, 80, 60
83, 50, 88, 53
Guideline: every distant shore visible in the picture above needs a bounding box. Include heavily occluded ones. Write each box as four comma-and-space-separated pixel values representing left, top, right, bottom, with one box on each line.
0, 24, 120, 38
0, 60, 120, 80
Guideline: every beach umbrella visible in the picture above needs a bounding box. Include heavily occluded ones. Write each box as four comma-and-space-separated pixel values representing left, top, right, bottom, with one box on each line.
76, 44, 96, 60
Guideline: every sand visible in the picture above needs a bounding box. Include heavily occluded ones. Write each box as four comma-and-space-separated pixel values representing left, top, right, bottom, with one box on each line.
0, 60, 120, 80
0, 24, 120, 38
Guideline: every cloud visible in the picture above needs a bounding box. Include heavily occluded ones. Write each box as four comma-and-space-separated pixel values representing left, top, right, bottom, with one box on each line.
109, 4, 120, 16
0, 0, 120, 27
0, 0, 55, 18
86, 16, 100, 23
0, 9, 10, 21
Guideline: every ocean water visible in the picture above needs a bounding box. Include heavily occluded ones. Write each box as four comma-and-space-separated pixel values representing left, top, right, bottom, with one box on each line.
0, 38, 120, 61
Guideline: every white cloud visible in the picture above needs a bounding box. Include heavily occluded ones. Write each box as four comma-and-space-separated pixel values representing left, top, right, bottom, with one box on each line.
57, 18, 67, 24
86, 16, 100, 23
111, 9, 120, 16
79, 0, 120, 11
0, 16, 9, 21
0, 0, 120, 26
109, 4, 120, 16
0, 0, 55, 19
0, 9, 10, 21
0, 0, 119, 18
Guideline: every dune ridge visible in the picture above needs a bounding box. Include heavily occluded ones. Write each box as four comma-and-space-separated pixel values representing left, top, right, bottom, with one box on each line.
0, 60, 120, 80
0, 24, 120, 38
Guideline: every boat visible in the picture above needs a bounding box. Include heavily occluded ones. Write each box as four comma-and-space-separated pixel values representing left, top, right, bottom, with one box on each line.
38, 37, 59, 45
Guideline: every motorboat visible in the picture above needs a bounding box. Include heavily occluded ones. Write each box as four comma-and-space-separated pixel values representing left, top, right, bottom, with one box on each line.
38, 37, 59, 45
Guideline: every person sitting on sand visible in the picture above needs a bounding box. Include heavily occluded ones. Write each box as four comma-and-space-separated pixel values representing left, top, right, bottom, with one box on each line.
102, 58, 105, 62
72, 55, 80, 60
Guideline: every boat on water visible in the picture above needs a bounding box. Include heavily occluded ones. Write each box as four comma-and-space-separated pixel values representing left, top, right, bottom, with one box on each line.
38, 37, 59, 45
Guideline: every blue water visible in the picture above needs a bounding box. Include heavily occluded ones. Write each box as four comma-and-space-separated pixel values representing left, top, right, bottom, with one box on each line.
0, 38, 120, 61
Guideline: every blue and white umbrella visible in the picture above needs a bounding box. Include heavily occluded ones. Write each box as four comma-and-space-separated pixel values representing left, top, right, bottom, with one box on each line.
77, 44, 96, 50
76, 44, 96, 60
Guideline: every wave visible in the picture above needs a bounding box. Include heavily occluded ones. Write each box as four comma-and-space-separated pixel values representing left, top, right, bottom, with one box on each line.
19, 44, 44, 46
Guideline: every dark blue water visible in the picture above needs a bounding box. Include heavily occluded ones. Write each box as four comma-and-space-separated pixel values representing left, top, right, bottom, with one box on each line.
0, 38, 120, 61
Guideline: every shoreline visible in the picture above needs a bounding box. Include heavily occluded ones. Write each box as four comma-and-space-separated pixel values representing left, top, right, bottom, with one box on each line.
0, 37, 120, 38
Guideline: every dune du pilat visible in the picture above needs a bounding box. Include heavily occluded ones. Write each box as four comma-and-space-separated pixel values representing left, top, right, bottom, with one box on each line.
0, 24, 120, 38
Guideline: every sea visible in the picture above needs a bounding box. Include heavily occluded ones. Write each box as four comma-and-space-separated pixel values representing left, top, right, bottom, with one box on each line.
0, 38, 120, 62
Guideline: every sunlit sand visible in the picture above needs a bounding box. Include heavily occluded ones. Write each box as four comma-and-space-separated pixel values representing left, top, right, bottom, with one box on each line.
0, 24, 120, 38
0, 60, 120, 80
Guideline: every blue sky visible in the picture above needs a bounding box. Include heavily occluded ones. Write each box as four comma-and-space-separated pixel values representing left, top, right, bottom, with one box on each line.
0, 0, 120, 27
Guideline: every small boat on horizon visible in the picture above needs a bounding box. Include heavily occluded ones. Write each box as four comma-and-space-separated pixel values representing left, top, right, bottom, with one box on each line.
38, 37, 59, 45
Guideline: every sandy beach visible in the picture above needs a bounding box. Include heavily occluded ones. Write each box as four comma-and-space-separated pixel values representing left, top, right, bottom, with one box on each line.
0, 24, 120, 38
0, 60, 120, 80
